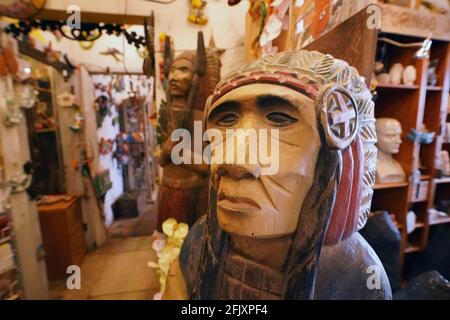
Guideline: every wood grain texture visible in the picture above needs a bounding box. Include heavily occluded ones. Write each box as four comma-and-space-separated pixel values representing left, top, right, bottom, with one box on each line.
38, 196, 86, 280
304, 7, 377, 87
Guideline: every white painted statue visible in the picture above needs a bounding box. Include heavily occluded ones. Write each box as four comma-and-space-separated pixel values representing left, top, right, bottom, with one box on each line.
375, 118, 406, 183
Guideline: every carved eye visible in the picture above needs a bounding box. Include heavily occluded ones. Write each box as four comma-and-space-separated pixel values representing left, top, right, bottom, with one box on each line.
266, 112, 297, 125
216, 113, 239, 127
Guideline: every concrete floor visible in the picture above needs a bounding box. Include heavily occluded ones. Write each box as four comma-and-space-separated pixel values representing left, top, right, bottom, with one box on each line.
48, 236, 160, 300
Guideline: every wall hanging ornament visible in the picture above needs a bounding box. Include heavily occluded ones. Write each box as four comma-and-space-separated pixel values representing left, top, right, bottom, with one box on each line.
94, 95, 112, 128
99, 138, 114, 155
142, 12, 156, 78
2, 98, 23, 126
7, 168, 32, 193
99, 48, 123, 63
34, 101, 55, 130
14, 83, 37, 109
14, 58, 32, 82
56, 92, 77, 108
113, 133, 130, 168
188, 0, 208, 25
0, 39, 19, 76
69, 112, 85, 133
0, 0, 47, 20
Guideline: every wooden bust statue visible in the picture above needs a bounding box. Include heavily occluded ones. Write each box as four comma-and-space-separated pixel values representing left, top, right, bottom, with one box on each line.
375, 118, 405, 183
164, 51, 391, 300
157, 32, 221, 229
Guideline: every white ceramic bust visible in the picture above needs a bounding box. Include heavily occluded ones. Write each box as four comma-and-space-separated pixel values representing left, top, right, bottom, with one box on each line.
389, 63, 404, 85
375, 118, 406, 183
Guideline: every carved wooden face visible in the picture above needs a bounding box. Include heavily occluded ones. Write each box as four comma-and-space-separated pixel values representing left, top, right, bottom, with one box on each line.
168, 57, 195, 98
376, 118, 402, 155
206, 84, 321, 238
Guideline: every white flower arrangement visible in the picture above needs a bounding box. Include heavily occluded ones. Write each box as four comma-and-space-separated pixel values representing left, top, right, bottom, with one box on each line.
148, 218, 189, 300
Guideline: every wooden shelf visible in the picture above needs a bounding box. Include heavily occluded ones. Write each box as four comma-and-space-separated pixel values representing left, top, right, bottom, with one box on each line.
376, 83, 419, 90
434, 177, 450, 184
427, 86, 442, 91
36, 129, 56, 133
414, 222, 426, 228
373, 181, 409, 190
404, 244, 421, 254
35, 88, 53, 93
429, 215, 450, 226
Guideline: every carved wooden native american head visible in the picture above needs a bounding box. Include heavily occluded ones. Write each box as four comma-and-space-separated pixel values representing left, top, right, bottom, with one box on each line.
188, 50, 377, 299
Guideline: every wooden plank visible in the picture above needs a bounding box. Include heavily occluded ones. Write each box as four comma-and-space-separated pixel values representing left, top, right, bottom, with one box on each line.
304, 6, 377, 86
18, 41, 70, 72
34, 9, 146, 25
380, 3, 450, 42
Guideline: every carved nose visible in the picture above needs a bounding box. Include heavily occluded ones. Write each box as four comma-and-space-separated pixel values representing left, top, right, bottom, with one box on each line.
216, 163, 261, 180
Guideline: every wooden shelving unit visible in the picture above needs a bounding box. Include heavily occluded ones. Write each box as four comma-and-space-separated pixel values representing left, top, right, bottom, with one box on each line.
371, 35, 450, 270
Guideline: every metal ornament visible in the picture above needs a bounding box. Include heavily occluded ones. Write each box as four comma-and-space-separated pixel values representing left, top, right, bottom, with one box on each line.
318, 84, 359, 150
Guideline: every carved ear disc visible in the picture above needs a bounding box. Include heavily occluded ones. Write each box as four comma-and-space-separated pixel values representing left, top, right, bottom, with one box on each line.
317, 84, 359, 150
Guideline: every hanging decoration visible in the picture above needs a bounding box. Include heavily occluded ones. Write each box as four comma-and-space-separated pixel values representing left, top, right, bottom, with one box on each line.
259, 0, 290, 55
113, 132, 144, 168
43, 41, 62, 63
56, 92, 77, 108
94, 95, 112, 128
0, 39, 19, 76
14, 83, 37, 109
69, 111, 85, 133
98, 138, 114, 155
4, 19, 147, 50
142, 12, 156, 78
14, 57, 32, 82
188, 0, 208, 25
34, 100, 55, 130
2, 98, 22, 126
99, 48, 123, 63
7, 168, 32, 194
0, 0, 46, 20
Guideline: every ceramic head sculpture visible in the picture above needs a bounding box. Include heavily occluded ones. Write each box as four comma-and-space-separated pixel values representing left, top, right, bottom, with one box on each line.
166, 50, 391, 300
375, 117, 405, 183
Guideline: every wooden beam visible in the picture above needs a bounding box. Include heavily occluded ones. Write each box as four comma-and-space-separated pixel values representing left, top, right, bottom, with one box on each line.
18, 41, 70, 72
304, 6, 377, 87
34, 9, 146, 25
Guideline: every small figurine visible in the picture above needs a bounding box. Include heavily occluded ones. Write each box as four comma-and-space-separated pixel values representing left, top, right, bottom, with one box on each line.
377, 73, 390, 85
69, 112, 85, 132
389, 63, 404, 85
402, 65, 417, 85
427, 59, 439, 86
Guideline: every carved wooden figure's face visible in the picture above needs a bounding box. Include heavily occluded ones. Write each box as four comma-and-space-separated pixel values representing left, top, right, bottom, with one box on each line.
376, 118, 402, 155
206, 84, 321, 238
168, 58, 195, 97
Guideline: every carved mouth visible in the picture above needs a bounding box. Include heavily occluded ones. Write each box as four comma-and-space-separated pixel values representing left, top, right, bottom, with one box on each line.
169, 82, 180, 89
217, 193, 261, 212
